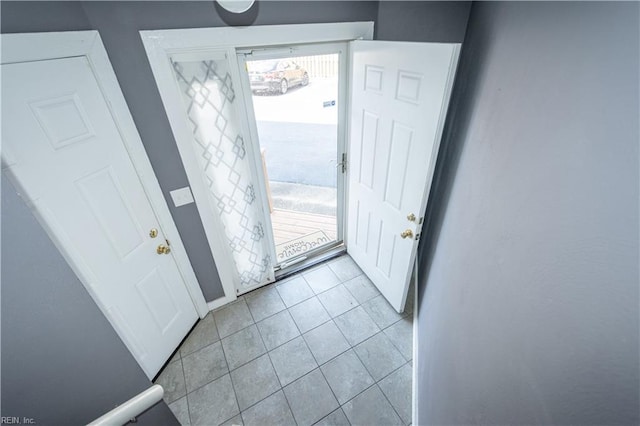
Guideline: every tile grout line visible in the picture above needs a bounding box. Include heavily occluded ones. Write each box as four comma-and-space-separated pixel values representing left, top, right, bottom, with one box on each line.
178, 357, 192, 426
244, 290, 300, 426
376, 360, 414, 426
213, 309, 243, 426
173, 255, 410, 425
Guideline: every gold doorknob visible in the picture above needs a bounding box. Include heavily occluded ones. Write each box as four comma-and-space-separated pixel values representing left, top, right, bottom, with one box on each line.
400, 229, 414, 239
407, 213, 416, 222
157, 244, 171, 255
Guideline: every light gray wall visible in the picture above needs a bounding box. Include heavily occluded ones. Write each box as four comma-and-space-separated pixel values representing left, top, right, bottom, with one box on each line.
376, 0, 470, 42
1, 176, 178, 425
416, 2, 639, 425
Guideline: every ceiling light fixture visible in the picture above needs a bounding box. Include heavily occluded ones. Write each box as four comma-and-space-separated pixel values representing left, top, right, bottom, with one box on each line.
217, 0, 255, 14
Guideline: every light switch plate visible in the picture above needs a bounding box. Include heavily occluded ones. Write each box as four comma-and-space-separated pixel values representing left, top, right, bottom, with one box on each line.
170, 186, 194, 207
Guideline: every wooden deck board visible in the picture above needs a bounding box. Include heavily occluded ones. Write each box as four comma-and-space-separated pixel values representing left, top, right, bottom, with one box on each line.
270, 208, 337, 246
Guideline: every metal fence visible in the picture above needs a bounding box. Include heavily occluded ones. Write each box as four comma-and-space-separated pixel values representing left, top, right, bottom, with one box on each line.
291, 54, 339, 79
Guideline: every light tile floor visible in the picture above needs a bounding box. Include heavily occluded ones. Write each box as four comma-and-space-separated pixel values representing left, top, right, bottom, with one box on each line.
155, 254, 414, 426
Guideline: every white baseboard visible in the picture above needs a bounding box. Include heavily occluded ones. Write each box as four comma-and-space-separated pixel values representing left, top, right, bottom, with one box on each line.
412, 259, 419, 426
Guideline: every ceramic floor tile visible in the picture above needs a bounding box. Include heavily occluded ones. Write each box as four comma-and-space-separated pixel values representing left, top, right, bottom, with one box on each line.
404, 280, 415, 317
342, 385, 402, 426
241, 390, 295, 426
256, 309, 300, 351
342, 275, 380, 305
187, 374, 239, 426
169, 396, 190, 426
303, 265, 341, 294
276, 275, 315, 307
315, 408, 350, 426
155, 360, 186, 404
334, 306, 380, 346
384, 318, 413, 360
303, 320, 350, 365
180, 313, 220, 356
283, 369, 339, 426
230, 354, 280, 411
221, 325, 266, 370
354, 332, 405, 381
245, 286, 286, 322
320, 349, 375, 405
214, 298, 254, 338
379, 363, 412, 425
327, 255, 362, 282
269, 336, 317, 386
220, 414, 243, 426
361, 295, 405, 329
182, 341, 228, 393
288, 297, 331, 333
317, 284, 359, 318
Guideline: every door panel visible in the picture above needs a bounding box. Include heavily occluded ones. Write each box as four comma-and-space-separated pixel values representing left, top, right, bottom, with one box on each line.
2, 56, 198, 377
347, 40, 460, 312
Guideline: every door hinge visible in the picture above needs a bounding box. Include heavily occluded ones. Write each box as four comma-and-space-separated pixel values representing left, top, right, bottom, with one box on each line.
338, 153, 347, 174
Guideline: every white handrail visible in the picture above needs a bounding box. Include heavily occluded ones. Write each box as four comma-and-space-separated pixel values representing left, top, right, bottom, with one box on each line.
87, 384, 164, 426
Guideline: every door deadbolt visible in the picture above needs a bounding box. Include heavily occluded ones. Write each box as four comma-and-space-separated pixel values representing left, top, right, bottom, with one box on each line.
407, 213, 416, 222
149, 228, 158, 238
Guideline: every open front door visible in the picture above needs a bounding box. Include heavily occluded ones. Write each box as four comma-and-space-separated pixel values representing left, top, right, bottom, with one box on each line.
347, 40, 460, 312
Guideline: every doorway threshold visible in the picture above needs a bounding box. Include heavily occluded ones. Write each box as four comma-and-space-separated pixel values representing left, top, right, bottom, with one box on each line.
275, 243, 346, 281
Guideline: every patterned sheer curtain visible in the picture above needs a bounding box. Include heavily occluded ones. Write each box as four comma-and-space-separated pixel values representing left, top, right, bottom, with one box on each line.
173, 58, 271, 290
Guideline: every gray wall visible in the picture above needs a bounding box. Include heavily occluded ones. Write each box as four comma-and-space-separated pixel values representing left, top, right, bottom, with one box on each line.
1, 0, 379, 301
78, 0, 379, 301
376, 0, 470, 42
1, 176, 178, 425
0, 1, 377, 423
417, 2, 640, 424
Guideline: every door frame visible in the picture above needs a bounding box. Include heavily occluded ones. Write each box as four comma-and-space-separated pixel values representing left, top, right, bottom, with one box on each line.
140, 22, 374, 300
1, 31, 209, 320
235, 41, 350, 274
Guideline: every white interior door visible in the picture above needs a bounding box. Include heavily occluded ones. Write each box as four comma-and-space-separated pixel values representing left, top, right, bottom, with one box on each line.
2, 56, 199, 378
347, 40, 460, 312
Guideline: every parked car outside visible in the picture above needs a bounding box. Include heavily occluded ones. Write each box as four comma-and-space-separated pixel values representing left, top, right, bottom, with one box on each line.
248, 59, 309, 95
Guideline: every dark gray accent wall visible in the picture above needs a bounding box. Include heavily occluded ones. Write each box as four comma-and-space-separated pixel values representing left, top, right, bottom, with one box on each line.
376, 0, 471, 42
0, 0, 92, 33
76, 0, 379, 301
416, 2, 639, 425
0, 0, 379, 302
1, 176, 178, 425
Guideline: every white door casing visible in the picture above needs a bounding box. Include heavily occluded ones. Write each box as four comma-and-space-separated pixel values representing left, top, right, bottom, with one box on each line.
1, 32, 206, 378
140, 22, 374, 299
347, 40, 460, 312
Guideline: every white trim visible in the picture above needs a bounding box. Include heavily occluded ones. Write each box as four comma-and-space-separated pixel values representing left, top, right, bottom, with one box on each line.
140, 22, 374, 301
140, 22, 373, 52
0, 31, 209, 321
412, 257, 419, 426
207, 296, 235, 312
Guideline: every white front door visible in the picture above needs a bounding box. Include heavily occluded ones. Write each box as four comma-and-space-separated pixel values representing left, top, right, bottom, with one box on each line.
2, 56, 199, 378
347, 40, 460, 312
